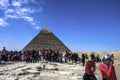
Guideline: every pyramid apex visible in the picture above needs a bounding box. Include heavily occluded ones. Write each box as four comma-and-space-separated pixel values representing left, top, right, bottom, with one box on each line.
41, 27, 51, 33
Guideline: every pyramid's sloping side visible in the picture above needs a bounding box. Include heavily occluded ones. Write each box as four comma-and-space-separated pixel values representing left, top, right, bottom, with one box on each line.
22, 32, 71, 52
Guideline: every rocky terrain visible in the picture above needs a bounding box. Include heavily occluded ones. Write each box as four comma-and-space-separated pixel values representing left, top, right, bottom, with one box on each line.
0, 61, 102, 80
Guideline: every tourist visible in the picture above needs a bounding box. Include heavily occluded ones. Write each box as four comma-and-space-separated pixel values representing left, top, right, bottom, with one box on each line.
85, 53, 88, 60
96, 54, 100, 63
0, 50, 1, 63
99, 54, 117, 80
38, 50, 42, 61
110, 54, 115, 64
25, 50, 30, 63
83, 56, 97, 80
72, 53, 78, 64
1, 47, 8, 61
0, 50, 1, 58
82, 53, 85, 66
90, 52, 96, 62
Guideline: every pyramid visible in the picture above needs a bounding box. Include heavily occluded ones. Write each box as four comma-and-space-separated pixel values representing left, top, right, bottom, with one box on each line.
22, 27, 71, 52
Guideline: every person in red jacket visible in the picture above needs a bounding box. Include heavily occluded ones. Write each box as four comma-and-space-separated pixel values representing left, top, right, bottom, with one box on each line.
99, 54, 117, 80
83, 57, 97, 80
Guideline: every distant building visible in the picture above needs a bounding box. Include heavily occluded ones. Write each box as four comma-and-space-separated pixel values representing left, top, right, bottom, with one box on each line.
22, 27, 71, 52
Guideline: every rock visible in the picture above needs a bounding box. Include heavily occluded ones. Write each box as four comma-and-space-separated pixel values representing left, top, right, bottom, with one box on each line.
17, 71, 29, 75
45, 64, 58, 71
56, 71, 73, 75
0, 72, 4, 75
27, 70, 40, 74
36, 66, 42, 71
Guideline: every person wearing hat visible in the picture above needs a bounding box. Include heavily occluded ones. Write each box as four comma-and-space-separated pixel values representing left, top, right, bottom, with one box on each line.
99, 54, 117, 80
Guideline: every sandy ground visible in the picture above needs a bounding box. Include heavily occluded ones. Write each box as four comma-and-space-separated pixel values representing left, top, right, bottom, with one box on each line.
0, 60, 119, 80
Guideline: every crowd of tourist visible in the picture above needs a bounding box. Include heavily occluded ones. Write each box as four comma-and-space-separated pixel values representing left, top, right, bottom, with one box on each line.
0, 47, 114, 65
0, 47, 81, 64
0, 47, 117, 80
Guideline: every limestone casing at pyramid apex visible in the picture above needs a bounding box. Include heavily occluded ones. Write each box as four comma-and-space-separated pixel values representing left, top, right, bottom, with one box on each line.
40, 27, 52, 33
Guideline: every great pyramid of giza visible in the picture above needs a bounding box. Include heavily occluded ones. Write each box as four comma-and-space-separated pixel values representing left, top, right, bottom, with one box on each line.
22, 27, 71, 52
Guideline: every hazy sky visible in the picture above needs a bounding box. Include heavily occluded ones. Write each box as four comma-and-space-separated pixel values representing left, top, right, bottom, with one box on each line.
0, 0, 120, 52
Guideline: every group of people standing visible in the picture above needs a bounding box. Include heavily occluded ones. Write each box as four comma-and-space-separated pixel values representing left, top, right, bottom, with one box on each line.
83, 53, 117, 80
0, 47, 117, 80
0, 47, 80, 64
81, 53, 101, 67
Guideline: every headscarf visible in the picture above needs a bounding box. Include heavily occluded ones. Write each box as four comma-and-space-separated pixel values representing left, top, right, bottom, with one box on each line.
102, 54, 111, 63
